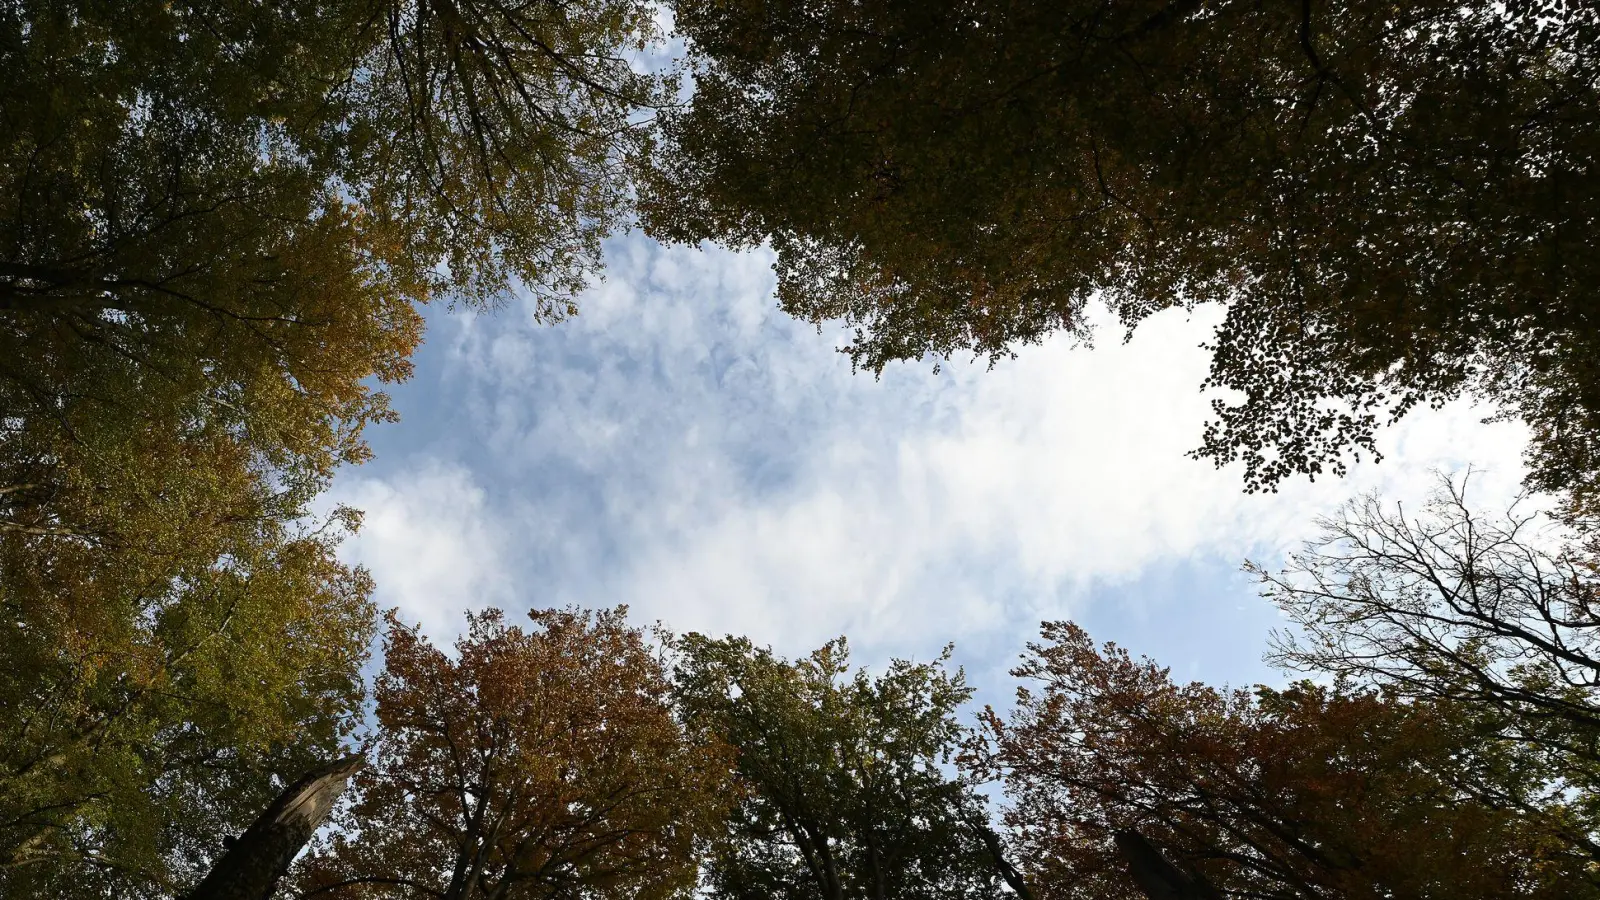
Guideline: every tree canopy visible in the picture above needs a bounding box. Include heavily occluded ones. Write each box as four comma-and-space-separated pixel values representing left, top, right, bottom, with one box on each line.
0, 513, 375, 898
1, 0, 665, 581
647, 0, 1600, 496
11, 4, 1600, 897
973, 621, 1599, 899
672, 634, 1022, 900
295, 608, 733, 900
0, 0, 665, 891
1260, 477, 1600, 862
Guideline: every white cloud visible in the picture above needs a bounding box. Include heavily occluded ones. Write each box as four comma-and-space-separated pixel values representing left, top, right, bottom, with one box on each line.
593, 301, 1529, 658
331, 460, 512, 643
342, 236, 1533, 670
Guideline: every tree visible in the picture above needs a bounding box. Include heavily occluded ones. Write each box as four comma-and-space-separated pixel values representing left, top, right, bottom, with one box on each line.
1, 0, 666, 565
0, 0, 665, 612
1260, 475, 1600, 859
0, 512, 376, 899
672, 634, 1020, 900
294, 607, 733, 900
972, 621, 1598, 900
646, 0, 1600, 496
1, 0, 664, 888
183, 755, 366, 900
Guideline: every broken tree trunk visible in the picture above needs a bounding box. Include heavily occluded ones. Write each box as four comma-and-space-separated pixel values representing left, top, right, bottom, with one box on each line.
180, 754, 364, 900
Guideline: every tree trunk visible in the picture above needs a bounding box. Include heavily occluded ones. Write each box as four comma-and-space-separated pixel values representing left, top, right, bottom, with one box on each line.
181, 754, 365, 900
971, 820, 1034, 900
1114, 830, 1223, 900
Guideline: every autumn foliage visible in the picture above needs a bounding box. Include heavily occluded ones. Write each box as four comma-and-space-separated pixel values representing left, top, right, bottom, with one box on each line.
0, 0, 663, 889
6, 3, 1600, 899
973, 621, 1598, 900
296, 608, 734, 900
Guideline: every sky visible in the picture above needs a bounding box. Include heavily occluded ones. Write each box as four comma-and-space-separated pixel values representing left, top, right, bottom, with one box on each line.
325, 231, 1534, 714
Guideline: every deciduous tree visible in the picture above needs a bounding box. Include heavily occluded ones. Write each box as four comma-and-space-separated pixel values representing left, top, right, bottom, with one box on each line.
0, 0, 664, 887
647, 0, 1600, 496
295, 607, 733, 900
672, 634, 1018, 900
1261, 475, 1600, 859
0, 512, 375, 899
972, 622, 1597, 900
1, 0, 666, 568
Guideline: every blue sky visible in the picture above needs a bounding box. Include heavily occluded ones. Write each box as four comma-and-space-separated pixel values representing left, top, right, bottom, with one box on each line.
327, 232, 1532, 714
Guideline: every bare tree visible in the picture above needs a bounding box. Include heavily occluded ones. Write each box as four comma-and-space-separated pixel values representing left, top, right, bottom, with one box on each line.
1260, 473, 1600, 855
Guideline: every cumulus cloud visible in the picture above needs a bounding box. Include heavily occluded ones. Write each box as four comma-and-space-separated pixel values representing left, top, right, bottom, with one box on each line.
338, 235, 1532, 674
